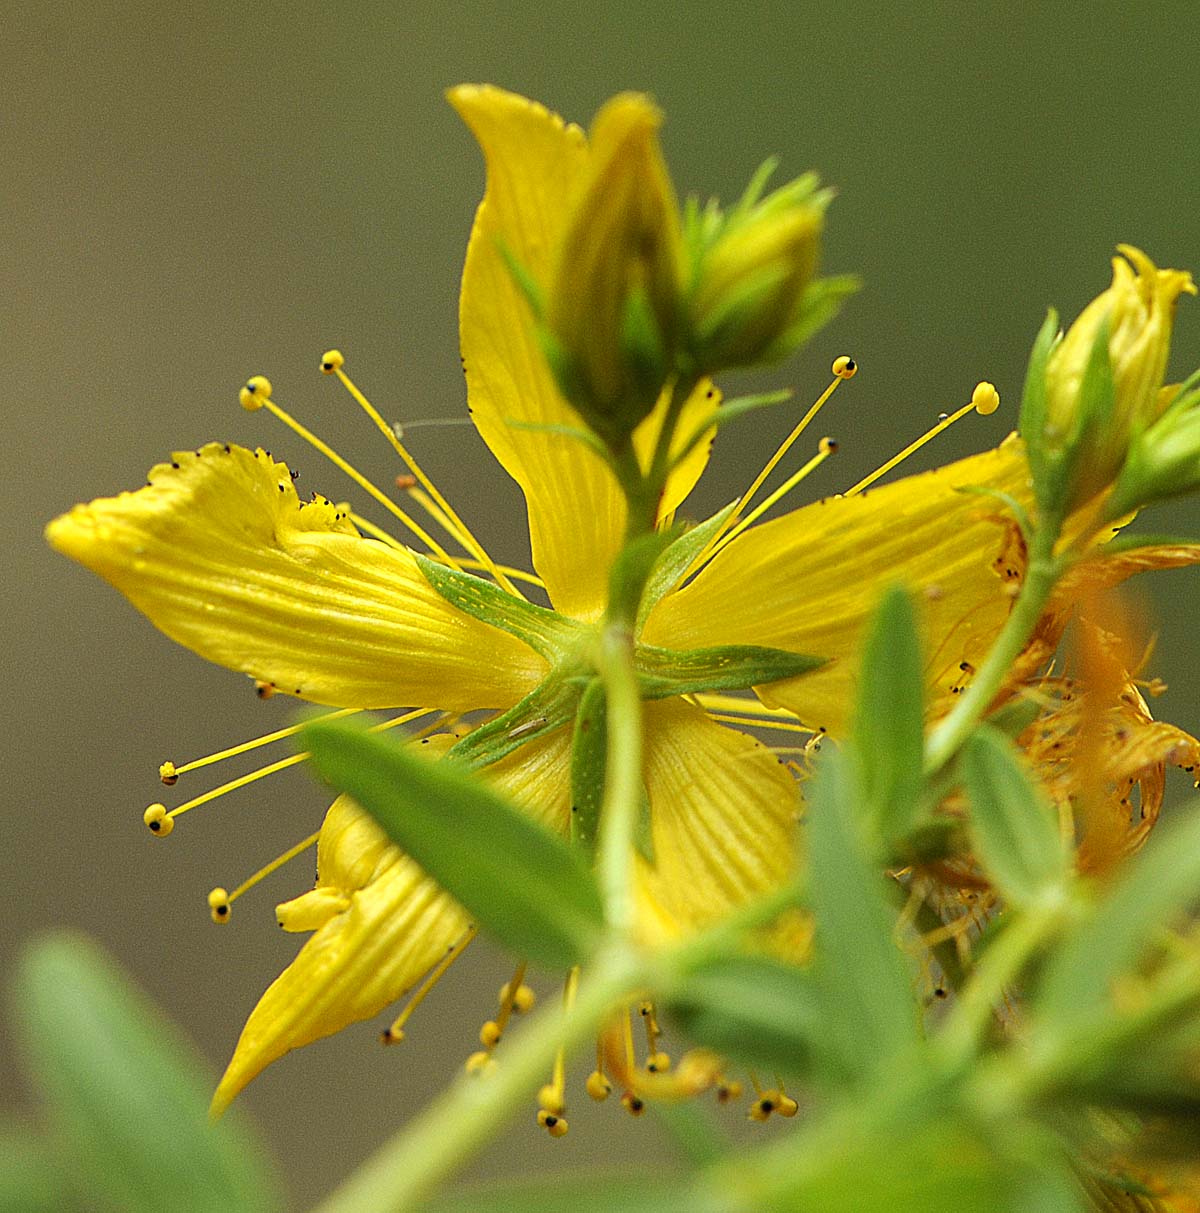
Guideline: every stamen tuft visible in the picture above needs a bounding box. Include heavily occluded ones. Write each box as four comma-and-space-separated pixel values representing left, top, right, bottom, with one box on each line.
239, 376, 272, 411
464, 1050, 496, 1075
207, 887, 231, 924
586, 1070, 613, 1101
831, 354, 857, 379
143, 803, 173, 836
158, 761, 178, 786
320, 349, 345, 374
971, 381, 1000, 415
536, 1109, 569, 1137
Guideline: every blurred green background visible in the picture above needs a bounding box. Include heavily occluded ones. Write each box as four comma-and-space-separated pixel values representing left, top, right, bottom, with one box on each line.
6, 0, 1200, 1207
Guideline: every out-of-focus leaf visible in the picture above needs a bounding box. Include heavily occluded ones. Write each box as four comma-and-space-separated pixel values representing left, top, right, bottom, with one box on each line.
1036, 803, 1200, 1027
963, 726, 1070, 906
0, 1126, 70, 1213
11, 933, 280, 1213
303, 718, 604, 970
806, 748, 920, 1079
423, 1174, 708, 1213
669, 955, 824, 1075
853, 586, 924, 848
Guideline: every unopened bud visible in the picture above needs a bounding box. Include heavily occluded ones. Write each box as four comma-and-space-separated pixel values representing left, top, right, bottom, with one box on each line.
1107, 375, 1200, 517
544, 92, 683, 443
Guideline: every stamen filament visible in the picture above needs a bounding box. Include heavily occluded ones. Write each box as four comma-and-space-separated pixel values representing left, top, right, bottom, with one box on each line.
159, 707, 438, 824
218, 829, 320, 916
705, 442, 835, 562
705, 712, 812, 735
685, 362, 850, 576
253, 389, 459, 565
844, 401, 975, 498
384, 928, 479, 1043
164, 707, 360, 780
326, 357, 523, 598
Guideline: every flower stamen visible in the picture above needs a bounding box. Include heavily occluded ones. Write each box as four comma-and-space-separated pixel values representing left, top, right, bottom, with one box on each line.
535, 966, 578, 1137
843, 381, 1000, 498
206, 829, 321, 924
320, 351, 525, 598
238, 375, 459, 565
386, 927, 479, 1045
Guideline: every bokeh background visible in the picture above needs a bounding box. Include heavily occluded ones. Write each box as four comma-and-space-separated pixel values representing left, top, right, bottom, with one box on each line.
6, 1, 1200, 1206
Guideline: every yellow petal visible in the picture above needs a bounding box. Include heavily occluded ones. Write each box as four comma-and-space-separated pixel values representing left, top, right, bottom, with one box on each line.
46, 443, 546, 709
642, 439, 1034, 734
450, 85, 711, 620
633, 699, 800, 943
212, 795, 471, 1115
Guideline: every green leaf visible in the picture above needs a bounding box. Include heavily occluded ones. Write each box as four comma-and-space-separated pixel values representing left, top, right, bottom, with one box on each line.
963, 726, 1070, 907
633, 641, 824, 699
11, 933, 281, 1213
853, 586, 925, 848
0, 1126, 71, 1213
635, 503, 736, 632
423, 1175, 702, 1213
669, 955, 824, 1075
1037, 801, 1200, 1026
302, 717, 604, 970
415, 555, 582, 660
806, 748, 920, 1080
446, 678, 580, 771
569, 677, 607, 856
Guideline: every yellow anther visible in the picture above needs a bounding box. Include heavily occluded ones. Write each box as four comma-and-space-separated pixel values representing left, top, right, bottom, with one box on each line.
537, 1109, 568, 1137
586, 1070, 613, 1101
479, 1020, 502, 1049
818, 435, 838, 455
749, 1096, 775, 1122
645, 1051, 671, 1074
380, 1025, 404, 1044
512, 984, 536, 1013
537, 1084, 565, 1117
143, 803, 173, 836
832, 354, 857, 379
254, 680, 276, 699
621, 1092, 646, 1117
239, 375, 272, 411
207, 887, 231, 923
971, 380, 1000, 415
464, 1050, 496, 1075
320, 349, 345, 374
775, 1093, 799, 1117
158, 761, 178, 786
716, 1079, 743, 1104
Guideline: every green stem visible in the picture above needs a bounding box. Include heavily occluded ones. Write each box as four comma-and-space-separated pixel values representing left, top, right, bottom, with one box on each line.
923, 522, 1063, 777
594, 622, 644, 935
314, 950, 641, 1213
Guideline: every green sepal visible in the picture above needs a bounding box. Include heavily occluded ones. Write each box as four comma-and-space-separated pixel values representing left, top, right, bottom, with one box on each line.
806, 748, 920, 1080
962, 726, 1070, 908
569, 678, 607, 856
853, 586, 925, 849
633, 641, 824, 699
609, 529, 673, 632
415, 554, 583, 660
1035, 800, 1200, 1031
668, 955, 824, 1075
1018, 308, 1059, 494
11, 933, 282, 1213
619, 281, 671, 423
446, 676, 580, 771
763, 273, 860, 362
635, 502, 737, 632
303, 717, 604, 970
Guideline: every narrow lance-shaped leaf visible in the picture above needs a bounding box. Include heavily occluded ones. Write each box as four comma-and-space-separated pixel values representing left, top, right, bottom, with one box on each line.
636, 502, 737, 632
806, 747, 920, 1080
11, 933, 281, 1213
1036, 801, 1200, 1027
853, 585, 925, 848
963, 725, 1070, 907
570, 678, 607, 856
634, 641, 824, 698
302, 717, 604, 971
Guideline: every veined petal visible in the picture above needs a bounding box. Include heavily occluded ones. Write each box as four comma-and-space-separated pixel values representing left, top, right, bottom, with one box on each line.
642, 439, 1033, 734
633, 699, 800, 943
212, 794, 471, 1115
46, 444, 546, 710
451, 85, 712, 620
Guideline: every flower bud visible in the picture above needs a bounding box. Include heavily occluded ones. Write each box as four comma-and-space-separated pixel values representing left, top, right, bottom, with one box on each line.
687, 167, 853, 372
1041, 245, 1195, 505
544, 92, 683, 443
1106, 376, 1200, 518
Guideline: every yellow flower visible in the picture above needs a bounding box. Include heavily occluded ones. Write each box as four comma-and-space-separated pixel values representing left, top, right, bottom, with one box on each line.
43, 85, 1200, 1119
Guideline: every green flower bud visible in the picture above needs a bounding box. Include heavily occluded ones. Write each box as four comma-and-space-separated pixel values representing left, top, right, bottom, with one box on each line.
1039, 245, 1195, 507
545, 93, 684, 443
1106, 375, 1200, 517
687, 165, 854, 372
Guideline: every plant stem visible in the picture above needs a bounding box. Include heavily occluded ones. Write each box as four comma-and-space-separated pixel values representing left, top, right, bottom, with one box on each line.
594, 621, 644, 935
923, 522, 1062, 777
314, 950, 641, 1213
